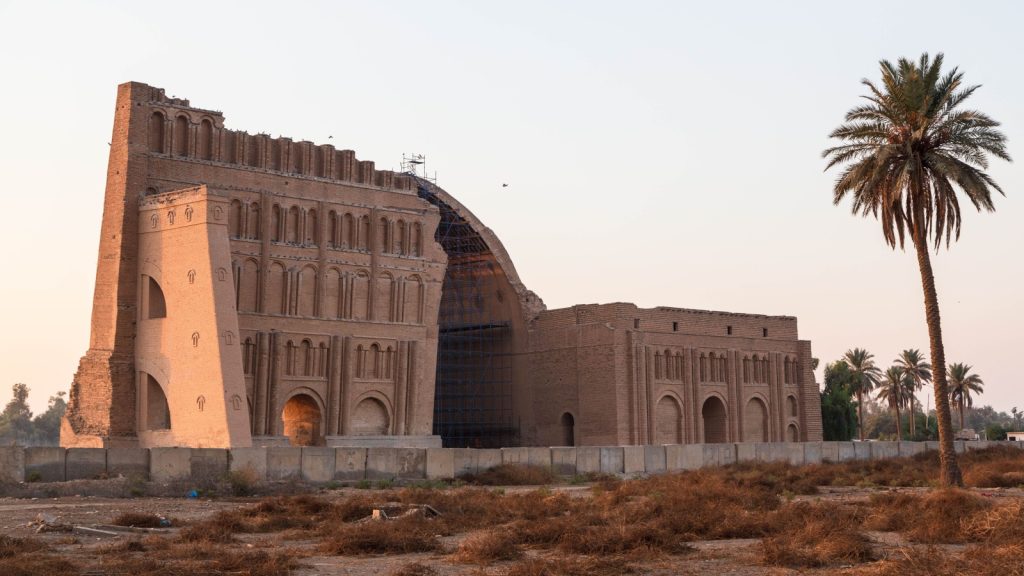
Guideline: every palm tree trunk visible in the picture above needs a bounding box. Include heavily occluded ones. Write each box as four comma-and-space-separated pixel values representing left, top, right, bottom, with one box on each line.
913, 229, 963, 487
908, 395, 916, 440
857, 390, 865, 441
960, 398, 965, 431
895, 403, 902, 442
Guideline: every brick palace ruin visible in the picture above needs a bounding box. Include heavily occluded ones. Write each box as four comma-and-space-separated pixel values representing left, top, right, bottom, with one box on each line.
61, 82, 822, 449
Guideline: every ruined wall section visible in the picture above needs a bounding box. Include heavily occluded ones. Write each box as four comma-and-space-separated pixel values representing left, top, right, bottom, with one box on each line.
63, 83, 153, 447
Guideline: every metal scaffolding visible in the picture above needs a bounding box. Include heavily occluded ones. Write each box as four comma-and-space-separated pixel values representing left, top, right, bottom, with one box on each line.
410, 175, 517, 448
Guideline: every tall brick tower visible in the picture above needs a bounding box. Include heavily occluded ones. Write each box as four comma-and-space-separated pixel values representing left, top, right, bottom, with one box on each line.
62, 83, 152, 447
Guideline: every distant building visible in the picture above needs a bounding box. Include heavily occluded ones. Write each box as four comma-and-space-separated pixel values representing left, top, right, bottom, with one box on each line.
62, 82, 822, 450
1007, 432, 1024, 442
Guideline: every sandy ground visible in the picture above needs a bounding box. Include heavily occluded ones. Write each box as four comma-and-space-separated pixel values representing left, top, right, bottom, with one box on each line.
1, 484, 1019, 575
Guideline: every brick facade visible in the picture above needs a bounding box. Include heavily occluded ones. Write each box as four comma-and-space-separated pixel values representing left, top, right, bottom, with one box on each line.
62, 83, 821, 449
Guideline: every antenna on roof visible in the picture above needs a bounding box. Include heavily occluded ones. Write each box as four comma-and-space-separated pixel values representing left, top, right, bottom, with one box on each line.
401, 153, 436, 184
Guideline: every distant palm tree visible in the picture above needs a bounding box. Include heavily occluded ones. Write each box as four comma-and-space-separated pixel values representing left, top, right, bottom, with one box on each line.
824, 54, 1010, 486
894, 349, 932, 439
878, 367, 910, 441
948, 363, 984, 431
843, 348, 882, 441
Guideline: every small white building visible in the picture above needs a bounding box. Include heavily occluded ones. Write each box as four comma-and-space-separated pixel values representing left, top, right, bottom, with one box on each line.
1007, 431, 1024, 442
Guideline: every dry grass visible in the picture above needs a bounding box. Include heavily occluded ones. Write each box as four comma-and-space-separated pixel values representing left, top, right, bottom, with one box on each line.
761, 501, 874, 567
502, 555, 636, 576
112, 512, 167, 528
318, 516, 442, 555
452, 530, 522, 564
461, 464, 557, 486
17, 446, 1024, 575
0, 535, 80, 576
864, 489, 992, 543
389, 562, 440, 576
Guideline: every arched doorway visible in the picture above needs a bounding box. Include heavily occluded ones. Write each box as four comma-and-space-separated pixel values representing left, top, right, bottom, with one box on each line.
655, 396, 683, 444
141, 373, 170, 431
560, 413, 575, 446
743, 398, 769, 442
352, 398, 390, 436
282, 394, 323, 446
787, 423, 800, 442
702, 396, 728, 443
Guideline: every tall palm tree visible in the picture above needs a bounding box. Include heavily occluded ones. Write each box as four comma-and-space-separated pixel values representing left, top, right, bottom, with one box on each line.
894, 349, 932, 439
947, 363, 984, 431
878, 366, 910, 441
823, 54, 1010, 486
843, 348, 882, 441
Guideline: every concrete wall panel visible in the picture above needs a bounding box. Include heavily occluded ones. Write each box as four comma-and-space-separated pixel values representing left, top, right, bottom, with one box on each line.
66, 448, 107, 480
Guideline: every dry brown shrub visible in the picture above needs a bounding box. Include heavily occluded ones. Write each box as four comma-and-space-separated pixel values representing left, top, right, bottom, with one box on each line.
178, 520, 237, 543
0, 555, 81, 576
557, 521, 693, 557
318, 515, 441, 555
94, 544, 300, 576
461, 464, 556, 486
761, 501, 873, 567
721, 461, 821, 494
607, 468, 780, 540
868, 542, 1024, 576
390, 562, 440, 576
864, 489, 992, 543
452, 530, 522, 564
962, 449, 1024, 487
113, 512, 167, 528
961, 500, 1024, 541
0, 536, 46, 558
502, 555, 635, 576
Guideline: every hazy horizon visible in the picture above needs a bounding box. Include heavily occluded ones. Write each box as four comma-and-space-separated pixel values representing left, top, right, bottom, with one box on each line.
0, 0, 1020, 418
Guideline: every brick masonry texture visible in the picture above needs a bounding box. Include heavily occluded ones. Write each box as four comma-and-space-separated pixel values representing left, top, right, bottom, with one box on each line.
62, 82, 822, 449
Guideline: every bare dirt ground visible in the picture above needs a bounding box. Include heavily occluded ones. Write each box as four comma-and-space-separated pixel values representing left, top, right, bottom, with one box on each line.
2, 449, 1024, 576
3, 485, 1021, 575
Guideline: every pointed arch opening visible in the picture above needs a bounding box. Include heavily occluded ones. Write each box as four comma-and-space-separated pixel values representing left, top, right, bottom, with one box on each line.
560, 412, 575, 446
702, 396, 728, 443
282, 393, 323, 446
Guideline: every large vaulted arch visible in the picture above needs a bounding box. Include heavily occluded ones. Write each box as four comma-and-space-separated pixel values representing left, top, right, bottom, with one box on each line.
412, 178, 544, 447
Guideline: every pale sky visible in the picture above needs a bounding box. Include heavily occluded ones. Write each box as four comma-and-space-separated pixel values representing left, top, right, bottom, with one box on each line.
0, 0, 1021, 415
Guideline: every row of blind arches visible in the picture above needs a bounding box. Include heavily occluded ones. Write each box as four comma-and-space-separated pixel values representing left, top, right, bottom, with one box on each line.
228, 199, 424, 257
654, 394, 801, 444
242, 339, 396, 381
147, 111, 407, 189
654, 351, 800, 385
234, 259, 425, 324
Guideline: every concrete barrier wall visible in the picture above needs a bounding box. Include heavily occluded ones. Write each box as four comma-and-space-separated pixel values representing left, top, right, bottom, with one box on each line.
2, 440, 1020, 486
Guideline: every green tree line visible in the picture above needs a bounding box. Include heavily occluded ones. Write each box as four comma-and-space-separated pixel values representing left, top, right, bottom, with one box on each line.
0, 383, 67, 446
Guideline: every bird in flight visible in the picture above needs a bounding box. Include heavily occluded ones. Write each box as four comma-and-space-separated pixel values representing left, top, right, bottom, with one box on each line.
502, 183, 508, 188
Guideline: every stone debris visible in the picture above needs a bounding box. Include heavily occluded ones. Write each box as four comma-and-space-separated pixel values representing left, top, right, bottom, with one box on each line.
364, 503, 441, 522
28, 512, 170, 537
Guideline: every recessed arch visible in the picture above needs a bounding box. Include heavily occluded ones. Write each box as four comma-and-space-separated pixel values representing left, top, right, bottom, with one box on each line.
140, 372, 170, 431
787, 423, 800, 442
743, 396, 769, 442
281, 392, 323, 446
173, 115, 189, 156
352, 396, 390, 436
655, 394, 684, 444
560, 412, 575, 446
145, 275, 167, 319
148, 111, 165, 153
701, 395, 728, 443
786, 395, 799, 419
